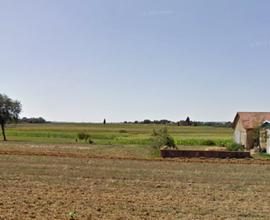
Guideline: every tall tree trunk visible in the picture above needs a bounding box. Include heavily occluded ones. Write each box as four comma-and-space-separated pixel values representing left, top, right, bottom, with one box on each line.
1, 122, 7, 141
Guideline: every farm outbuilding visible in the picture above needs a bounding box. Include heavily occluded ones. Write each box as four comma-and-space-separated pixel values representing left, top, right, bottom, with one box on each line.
232, 112, 270, 149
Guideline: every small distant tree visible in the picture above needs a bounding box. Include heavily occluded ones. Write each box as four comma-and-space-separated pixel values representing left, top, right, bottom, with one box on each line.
143, 119, 152, 124
103, 118, 106, 124
185, 117, 191, 126
0, 94, 22, 141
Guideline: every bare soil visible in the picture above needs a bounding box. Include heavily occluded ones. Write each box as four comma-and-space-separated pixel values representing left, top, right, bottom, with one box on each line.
0, 143, 270, 219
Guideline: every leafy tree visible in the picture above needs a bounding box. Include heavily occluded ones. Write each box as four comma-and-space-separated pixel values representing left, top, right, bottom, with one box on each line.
0, 94, 21, 141
143, 119, 152, 124
186, 117, 191, 126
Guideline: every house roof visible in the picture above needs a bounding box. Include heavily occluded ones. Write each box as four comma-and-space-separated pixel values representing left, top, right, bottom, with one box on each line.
233, 112, 270, 129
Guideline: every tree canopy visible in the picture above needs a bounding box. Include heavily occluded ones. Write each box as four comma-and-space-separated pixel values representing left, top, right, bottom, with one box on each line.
0, 94, 21, 141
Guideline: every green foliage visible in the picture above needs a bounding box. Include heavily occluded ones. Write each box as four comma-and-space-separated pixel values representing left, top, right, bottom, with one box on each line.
77, 132, 89, 140
258, 152, 270, 160
225, 143, 244, 152
4, 123, 233, 147
0, 93, 22, 141
202, 139, 216, 146
0, 94, 21, 122
175, 138, 233, 146
88, 139, 94, 144
143, 119, 152, 124
119, 129, 128, 133
150, 148, 161, 157
20, 117, 47, 123
76, 132, 94, 144
151, 128, 176, 149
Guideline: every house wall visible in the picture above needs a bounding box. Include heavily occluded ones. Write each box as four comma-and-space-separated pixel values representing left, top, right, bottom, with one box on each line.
267, 130, 270, 154
234, 120, 246, 147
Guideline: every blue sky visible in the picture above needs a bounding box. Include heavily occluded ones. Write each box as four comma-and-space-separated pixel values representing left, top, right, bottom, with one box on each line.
1, 0, 270, 122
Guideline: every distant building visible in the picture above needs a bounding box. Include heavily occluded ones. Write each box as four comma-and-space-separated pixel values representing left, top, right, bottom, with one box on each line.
232, 112, 270, 149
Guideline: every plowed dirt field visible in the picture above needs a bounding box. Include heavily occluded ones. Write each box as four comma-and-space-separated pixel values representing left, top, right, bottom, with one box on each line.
0, 143, 270, 219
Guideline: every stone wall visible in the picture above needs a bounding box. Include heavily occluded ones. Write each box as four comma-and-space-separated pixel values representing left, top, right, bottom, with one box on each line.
160, 149, 251, 159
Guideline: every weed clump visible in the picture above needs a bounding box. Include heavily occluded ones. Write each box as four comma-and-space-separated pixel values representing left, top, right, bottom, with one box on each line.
225, 143, 244, 151
68, 211, 77, 220
151, 128, 176, 149
76, 132, 94, 144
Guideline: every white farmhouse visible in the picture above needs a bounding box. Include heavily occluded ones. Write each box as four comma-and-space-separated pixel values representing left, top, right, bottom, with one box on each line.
232, 112, 270, 149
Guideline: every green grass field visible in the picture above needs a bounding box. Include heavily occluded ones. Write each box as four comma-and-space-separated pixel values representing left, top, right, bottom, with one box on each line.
3, 123, 234, 147
2, 122, 269, 161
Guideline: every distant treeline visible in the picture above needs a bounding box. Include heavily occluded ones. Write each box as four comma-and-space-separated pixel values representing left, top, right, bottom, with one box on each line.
188, 121, 232, 127
19, 117, 48, 124
123, 118, 232, 128
17, 116, 231, 127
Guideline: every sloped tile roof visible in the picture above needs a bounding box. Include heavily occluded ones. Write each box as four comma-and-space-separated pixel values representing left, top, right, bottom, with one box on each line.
233, 112, 270, 129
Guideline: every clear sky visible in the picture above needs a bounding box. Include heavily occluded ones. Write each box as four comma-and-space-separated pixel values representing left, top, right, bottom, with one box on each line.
1, 0, 270, 122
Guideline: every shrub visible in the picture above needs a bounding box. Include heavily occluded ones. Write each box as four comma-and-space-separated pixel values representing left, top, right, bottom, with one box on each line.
226, 143, 244, 152
76, 132, 94, 144
119, 130, 128, 133
151, 128, 176, 149
175, 139, 234, 146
